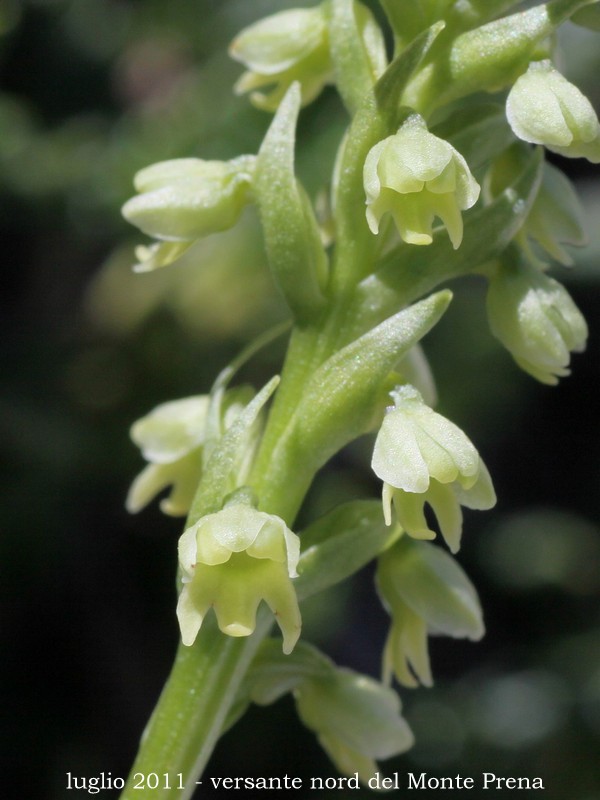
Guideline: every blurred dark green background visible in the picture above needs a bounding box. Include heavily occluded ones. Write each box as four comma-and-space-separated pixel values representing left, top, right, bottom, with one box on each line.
2, 1, 600, 798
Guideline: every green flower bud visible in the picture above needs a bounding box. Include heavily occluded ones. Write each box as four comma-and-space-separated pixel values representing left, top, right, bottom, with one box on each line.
364, 114, 480, 249
376, 538, 484, 687
122, 156, 256, 242
506, 61, 600, 162
372, 385, 495, 552
177, 504, 301, 653
294, 669, 414, 783
487, 257, 588, 384
229, 7, 332, 111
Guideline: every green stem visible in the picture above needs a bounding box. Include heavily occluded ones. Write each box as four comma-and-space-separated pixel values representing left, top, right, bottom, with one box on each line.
120, 613, 271, 800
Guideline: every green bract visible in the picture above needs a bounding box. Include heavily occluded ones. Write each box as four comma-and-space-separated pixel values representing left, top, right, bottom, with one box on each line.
122, 155, 256, 244
364, 114, 480, 249
372, 385, 495, 552
177, 504, 301, 653
507, 60, 600, 162
487, 256, 588, 384
376, 538, 484, 687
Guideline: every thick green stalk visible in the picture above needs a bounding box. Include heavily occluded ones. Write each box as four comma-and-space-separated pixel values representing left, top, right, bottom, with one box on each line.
119, 613, 271, 800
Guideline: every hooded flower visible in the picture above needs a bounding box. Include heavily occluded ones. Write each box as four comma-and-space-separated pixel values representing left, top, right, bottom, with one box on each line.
485, 147, 587, 268
126, 395, 210, 516
126, 389, 250, 516
487, 256, 588, 385
229, 7, 332, 111
229, 3, 385, 112
176, 503, 301, 653
121, 156, 256, 263
371, 385, 495, 552
376, 538, 484, 687
363, 114, 480, 249
294, 668, 414, 783
507, 60, 600, 163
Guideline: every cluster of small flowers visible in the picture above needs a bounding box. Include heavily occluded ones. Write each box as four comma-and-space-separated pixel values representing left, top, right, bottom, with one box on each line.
122, 0, 598, 781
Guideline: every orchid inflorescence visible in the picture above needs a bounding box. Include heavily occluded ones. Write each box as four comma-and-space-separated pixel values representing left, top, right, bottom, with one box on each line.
119, 1, 599, 794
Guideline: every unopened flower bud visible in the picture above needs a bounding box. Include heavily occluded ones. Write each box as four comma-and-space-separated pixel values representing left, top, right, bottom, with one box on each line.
507, 61, 600, 163
364, 114, 479, 249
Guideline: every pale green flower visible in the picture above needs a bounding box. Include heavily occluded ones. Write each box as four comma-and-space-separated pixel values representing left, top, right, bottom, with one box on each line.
485, 149, 587, 267
377, 538, 484, 688
364, 114, 480, 249
487, 257, 588, 385
126, 396, 210, 516
229, 7, 332, 111
229, 3, 385, 112
177, 504, 301, 653
294, 668, 413, 783
372, 385, 495, 552
126, 390, 249, 516
122, 156, 256, 247
507, 61, 600, 163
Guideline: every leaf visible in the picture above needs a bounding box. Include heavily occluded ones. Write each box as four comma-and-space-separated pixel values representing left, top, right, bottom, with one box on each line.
295, 500, 399, 601
187, 376, 279, 521
432, 102, 514, 172
287, 290, 451, 473
324, 0, 387, 115
255, 83, 327, 323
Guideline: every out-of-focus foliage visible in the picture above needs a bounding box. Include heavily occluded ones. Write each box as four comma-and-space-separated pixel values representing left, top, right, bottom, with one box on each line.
2, 2, 600, 799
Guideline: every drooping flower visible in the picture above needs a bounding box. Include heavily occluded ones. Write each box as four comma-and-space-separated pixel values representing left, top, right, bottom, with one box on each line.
121, 156, 256, 250
229, 3, 385, 112
485, 147, 587, 267
507, 60, 600, 163
363, 113, 480, 249
376, 538, 484, 687
126, 389, 250, 516
371, 385, 495, 552
294, 668, 414, 782
487, 256, 588, 385
126, 395, 210, 516
177, 503, 301, 653
229, 7, 332, 111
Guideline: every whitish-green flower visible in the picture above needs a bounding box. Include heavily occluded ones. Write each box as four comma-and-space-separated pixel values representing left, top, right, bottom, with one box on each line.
126, 390, 249, 516
122, 156, 256, 249
229, 7, 332, 111
485, 148, 587, 268
364, 114, 480, 249
372, 385, 495, 552
229, 4, 385, 112
126, 395, 210, 516
487, 257, 588, 385
294, 669, 413, 783
507, 61, 600, 163
177, 504, 301, 653
376, 538, 484, 687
